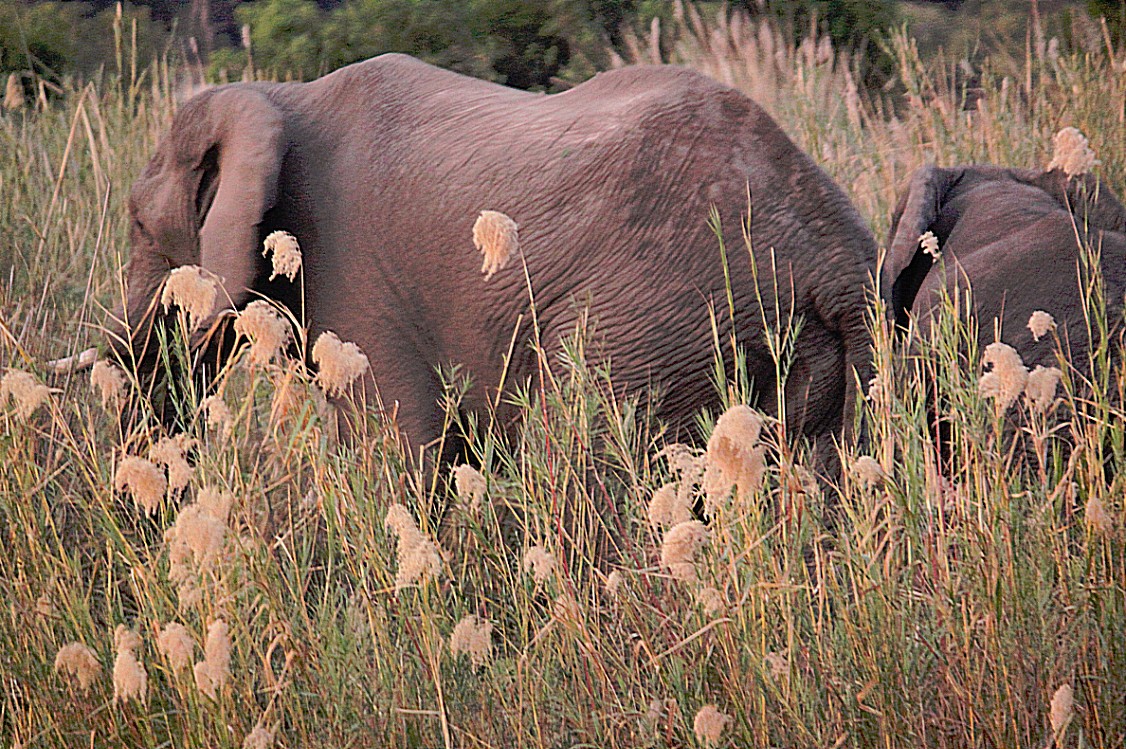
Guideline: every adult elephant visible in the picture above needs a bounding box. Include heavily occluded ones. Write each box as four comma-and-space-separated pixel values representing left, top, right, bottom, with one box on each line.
886, 164, 1126, 370
113, 54, 876, 458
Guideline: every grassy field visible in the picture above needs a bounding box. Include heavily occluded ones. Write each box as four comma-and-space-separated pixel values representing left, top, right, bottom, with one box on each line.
1, 6, 1124, 748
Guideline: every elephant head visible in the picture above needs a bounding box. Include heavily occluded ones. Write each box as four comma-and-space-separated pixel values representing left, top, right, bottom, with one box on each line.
885, 164, 1126, 369
110, 86, 288, 372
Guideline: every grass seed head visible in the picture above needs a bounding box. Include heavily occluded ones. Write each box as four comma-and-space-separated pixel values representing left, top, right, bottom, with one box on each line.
156, 622, 194, 673
660, 520, 708, 582
114, 456, 167, 515
1050, 682, 1074, 737
850, 456, 886, 490
54, 642, 101, 691
763, 651, 788, 679
523, 545, 555, 585
979, 342, 1029, 411
1085, 496, 1114, 535
703, 405, 766, 509
453, 464, 487, 511
90, 360, 127, 410
150, 435, 195, 494
648, 482, 693, 528
919, 230, 941, 260
693, 704, 732, 747
1027, 310, 1057, 341
604, 570, 624, 597
203, 395, 233, 440
1048, 127, 1099, 177
473, 210, 519, 280
1025, 365, 1063, 412
112, 625, 147, 704
449, 614, 494, 667
312, 331, 370, 396
234, 301, 291, 366
262, 230, 302, 282
161, 265, 218, 331
194, 619, 231, 700
696, 586, 726, 616
243, 723, 276, 749
4, 72, 25, 111
1, 369, 54, 419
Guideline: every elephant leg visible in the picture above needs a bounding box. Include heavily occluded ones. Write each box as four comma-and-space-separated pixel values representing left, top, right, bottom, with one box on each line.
782, 321, 847, 442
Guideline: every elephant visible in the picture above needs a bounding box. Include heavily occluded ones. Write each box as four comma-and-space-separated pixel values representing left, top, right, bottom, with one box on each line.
885, 164, 1126, 372
113, 53, 877, 461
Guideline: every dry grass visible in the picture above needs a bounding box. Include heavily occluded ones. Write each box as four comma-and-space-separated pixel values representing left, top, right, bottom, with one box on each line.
1, 9, 1124, 748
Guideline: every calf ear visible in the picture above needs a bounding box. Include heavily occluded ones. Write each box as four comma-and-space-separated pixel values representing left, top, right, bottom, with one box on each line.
193, 87, 286, 311
1032, 168, 1126, 235
885, 165, 962, 329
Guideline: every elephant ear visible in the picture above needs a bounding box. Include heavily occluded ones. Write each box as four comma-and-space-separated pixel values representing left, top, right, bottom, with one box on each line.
193, 87, 287, 312
885, 165, 963, 328
1029, 168, 1126, 235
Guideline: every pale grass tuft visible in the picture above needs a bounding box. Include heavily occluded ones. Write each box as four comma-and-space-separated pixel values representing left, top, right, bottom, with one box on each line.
384, 504, 442, 590
604, 570, 624, 597
234, 301, 291, 366
243, 723, 275, 749
156, 622, 195, 673
112, 624, 147, 704
36, 593, 55, 617
1049, 682, 1074, 738
165, 488, 232, 606
1027, 310, 1057, 341
90, 360, 127, 410
114, 456, 167, 515
150, 435, 195, 494
1048, 127, 1099, 177
660, 520, 708, 582
551, 593, 582, 626
978, 342, 1029, 411
763, 651, 788, 679
1, 369, 55, 419
203, 395, 234, 439
1025, 366, 1063, 412
523, 545, 555, 585
850, 456, 886, 490
473, 210, 519, 280
695, 586, 726, 616
703, 404, 767, 509
693, 704, 732, 747
919, 230, 941, 260
161, 265, 218, 331
657, 443, 706, 516
54, 642, 101, 691
448, 614, 493, 667
193, 619, 231, 700
4, 72, 25, 111
1085, 496, 1114, 535
312, 331, 370, 396
867, 372, 890, 405
452, 464, 487, 511
262, 230, 302, 282
648, 482, 693, 528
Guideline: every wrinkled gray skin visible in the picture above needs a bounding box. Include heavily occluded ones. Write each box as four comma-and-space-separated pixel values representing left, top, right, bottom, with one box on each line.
886, 165, 1126, 369
117, 54, 876, 458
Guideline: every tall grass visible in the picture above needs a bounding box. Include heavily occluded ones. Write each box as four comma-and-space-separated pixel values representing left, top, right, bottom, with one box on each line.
1, 8, 1124, 748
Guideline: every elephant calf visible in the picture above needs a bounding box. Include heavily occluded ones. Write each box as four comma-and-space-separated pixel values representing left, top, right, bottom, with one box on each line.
115, 54, 877, 457
886, 164, 1126, 372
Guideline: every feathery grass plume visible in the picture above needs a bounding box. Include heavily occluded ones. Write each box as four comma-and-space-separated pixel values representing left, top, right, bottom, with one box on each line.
473, 210, 519, 280
4, 72, 25, 111
452, 464, 487, 511
112, 625, 147, 704
203, 394, 233, 439
551, 593, 582, 626
695, 586, 725, 616
1048, 127, 1099, 177
90, 360, 127, 410
978, 342, 1029, 411
150, 435, 195, 494
54, 642, 101, 691
234, 301, 291, 366
660, 520, 708, 582
448, 614, 493, 667
161, 265, 218, 331
1027, 310, 1057, 341
523, 545, 555, 585
1049, 683, 1074, 739
648, 483, 693, 528
1025, 366, 1063, 412
36, 593, 55, 617
703, 405, 767, 509
194, 619, 231, 700
763, 651, 787, 680
919, 230, 941, 260
243, 723, 275, 749
1, 369, 55, 419
867, 372, 890, 405
156, 622, 194, 673
693, 704, 732, 747
850, 456, 886, 490
1085, 496, 1114, 535
262, 230, 302, 282
312, 331, 370, 396
657, 443, 706, 513
384, 504, 442, 590
114, 456, 167, 515
604, 570, 624, 597
165, 488, 232, 607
